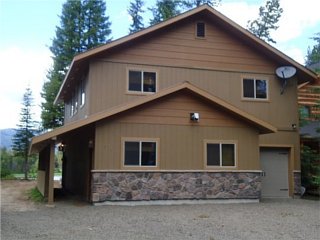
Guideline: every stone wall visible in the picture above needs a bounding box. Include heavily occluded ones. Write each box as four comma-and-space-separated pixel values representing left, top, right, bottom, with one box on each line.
294, 171, 301, 195
91, 171, 261, 202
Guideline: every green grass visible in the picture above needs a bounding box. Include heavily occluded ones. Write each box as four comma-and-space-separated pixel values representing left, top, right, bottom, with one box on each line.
1, 174, 16, 180
27, 187, 45, 202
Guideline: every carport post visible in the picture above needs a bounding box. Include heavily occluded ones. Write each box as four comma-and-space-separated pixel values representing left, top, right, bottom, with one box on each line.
47, 140, 55, 206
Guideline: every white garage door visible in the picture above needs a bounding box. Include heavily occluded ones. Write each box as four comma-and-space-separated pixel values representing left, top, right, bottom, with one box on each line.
260, 148, 289, 198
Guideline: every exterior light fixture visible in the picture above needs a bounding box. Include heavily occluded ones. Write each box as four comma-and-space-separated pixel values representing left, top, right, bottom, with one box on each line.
190, 113, 199, 122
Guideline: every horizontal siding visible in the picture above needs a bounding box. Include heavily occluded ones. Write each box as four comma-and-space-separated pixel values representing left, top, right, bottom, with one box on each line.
106, 18, 276, 73
94, 122, 259, 171
118, 91, 246, 128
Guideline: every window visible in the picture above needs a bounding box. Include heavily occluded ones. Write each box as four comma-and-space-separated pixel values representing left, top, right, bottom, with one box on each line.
124, 140, 157, 167
80, 79, 85, 107
196, 22, 205, 38
70, 95, 75, 117
128, 70, 156, 93
69, 90, 78, 117
243, 78, 268, 100
206, 142, 236, 167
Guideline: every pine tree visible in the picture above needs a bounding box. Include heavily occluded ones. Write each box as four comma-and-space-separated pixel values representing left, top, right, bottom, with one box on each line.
41, 0, 112, 129
306, 32, 320, 69
12, 88, 38, 180
247, 0, 283, 44
128, 0, 145, 34
181, 0, 221, 8
149, 0, 181, 25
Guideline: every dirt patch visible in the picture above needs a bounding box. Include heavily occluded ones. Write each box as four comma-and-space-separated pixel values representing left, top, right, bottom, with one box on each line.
1, 180, 38, 212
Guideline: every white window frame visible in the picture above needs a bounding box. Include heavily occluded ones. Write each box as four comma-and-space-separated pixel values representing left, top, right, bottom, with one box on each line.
204, 140, 237, 168
122, 138, 159, 168
127, 68, 158, 94
242, 77, 269, 101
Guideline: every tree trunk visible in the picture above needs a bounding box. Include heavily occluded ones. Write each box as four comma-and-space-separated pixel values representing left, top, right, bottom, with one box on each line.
24, 153, 28, 180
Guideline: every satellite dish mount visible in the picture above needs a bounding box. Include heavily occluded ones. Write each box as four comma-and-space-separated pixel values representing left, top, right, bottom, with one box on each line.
275, 66, 296, 94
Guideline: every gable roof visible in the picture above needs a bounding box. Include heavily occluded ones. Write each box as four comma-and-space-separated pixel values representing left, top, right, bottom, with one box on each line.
31, 82, 276, 153
55, 4, 318, 104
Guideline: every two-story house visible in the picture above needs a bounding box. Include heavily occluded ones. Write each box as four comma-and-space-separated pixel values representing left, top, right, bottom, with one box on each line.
30, 5, 318, 204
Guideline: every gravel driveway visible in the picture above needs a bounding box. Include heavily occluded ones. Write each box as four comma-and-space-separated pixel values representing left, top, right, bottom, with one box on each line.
1, 181, 320, 240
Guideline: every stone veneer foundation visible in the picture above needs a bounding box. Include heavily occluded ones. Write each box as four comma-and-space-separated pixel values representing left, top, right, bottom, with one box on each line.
294, 171, 301, 195
91, 171, 261, 203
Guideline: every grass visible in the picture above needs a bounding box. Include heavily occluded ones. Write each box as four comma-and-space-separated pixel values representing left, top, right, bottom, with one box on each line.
1, 174, 16, 180
27, 187, 45, 202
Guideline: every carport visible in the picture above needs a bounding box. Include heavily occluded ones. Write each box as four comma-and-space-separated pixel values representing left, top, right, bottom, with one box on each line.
30, 123, 95, 205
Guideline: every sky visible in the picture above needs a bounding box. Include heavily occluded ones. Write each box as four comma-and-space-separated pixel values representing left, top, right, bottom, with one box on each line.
0, 0, 319, 129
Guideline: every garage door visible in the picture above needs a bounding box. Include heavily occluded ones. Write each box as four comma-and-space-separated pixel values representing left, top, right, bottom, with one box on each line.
260, 148, 289, 198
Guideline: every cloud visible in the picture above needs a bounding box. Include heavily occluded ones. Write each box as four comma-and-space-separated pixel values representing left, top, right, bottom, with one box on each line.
216, 0, 320, 64
216, 1, 260, 28
0, 47, 52, 129
272, 0, 320, 43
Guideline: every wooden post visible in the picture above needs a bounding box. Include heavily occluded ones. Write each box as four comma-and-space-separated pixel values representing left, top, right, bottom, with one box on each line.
47, 141, 55, 206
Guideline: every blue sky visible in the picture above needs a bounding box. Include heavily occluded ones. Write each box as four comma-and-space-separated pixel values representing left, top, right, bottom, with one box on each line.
0, 0, 319, 129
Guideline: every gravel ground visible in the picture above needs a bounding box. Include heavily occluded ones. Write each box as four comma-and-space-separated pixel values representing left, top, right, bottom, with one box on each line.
1, 181, 320, 240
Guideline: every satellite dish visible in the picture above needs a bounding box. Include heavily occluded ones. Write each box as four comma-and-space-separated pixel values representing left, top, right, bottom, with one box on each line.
276, 66, 296, 79
275, 66, 296, 94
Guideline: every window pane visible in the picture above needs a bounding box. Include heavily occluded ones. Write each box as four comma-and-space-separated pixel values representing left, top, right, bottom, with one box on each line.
197, 22, 205, 37
256, 80, 267, 99
141, 142, 156, 166
207, 143, 220, 166
243, 79, 254, 98
143, 72, 156, 92
124, 142, 140, 165
81, 92, 85, 105
222, 144, 235, 166
129, 71, 142, 91
80, 80, 85, 105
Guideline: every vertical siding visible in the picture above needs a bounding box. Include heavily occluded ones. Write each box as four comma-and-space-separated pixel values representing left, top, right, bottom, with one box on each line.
89, 61, 298, 128
94, 122, 259, 171
86, 15, 299, 173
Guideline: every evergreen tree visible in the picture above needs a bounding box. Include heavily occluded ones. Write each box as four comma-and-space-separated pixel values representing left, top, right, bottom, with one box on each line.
181, 0, 221, 8
305, 32, 320, 69
12, 88, 38, 180
149, 0, 181, 25
41, 0, 112, 129
128, 0, 145, 34
247, 0, 283, 44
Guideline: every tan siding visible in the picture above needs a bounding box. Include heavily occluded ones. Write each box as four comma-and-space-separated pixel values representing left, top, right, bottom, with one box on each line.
93, 90, 259, 171
94, 122, 259, 171
89, 61, 298, 129
106, 19, 276, 73
118, 92, 247, 128
87, 16, 299, 174
260, 131, 300, 170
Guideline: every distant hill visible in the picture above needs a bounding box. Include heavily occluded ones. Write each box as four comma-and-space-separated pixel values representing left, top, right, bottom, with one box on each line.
0, 128, 16, 150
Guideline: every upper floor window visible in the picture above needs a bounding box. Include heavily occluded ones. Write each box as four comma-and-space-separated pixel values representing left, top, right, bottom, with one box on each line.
80, 78, 85, 107
123, 139, 158, 167
70, 90, 78, 117
196, 22, 205, 38
205, 141, 236, 167
128, 70, 156, 93
242, 78, 268, 100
